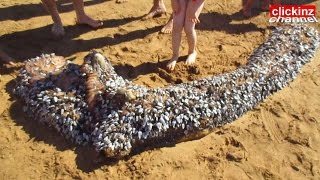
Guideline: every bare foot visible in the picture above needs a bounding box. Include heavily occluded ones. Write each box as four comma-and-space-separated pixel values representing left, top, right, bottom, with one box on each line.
186, 52, 197, 65
77, 15, 103, 28
2, 59, 18, 68
160, 18, 173, 34
51, 23, 65, 37
167, 57, 178, 71
0, 51, 17, 67
2, 61, 17, 68
3, 63, 18, 69
143, 4, 166, 20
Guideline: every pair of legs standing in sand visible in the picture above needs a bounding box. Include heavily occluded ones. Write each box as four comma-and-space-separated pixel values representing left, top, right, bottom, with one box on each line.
41, 0, 103, 37
167, 0, 205, 71
145, 0, 205, 70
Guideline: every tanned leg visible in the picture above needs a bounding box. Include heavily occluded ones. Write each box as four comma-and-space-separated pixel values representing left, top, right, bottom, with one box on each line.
273, 0, 281, 5
261, 0, 270, 11
243, 0, 254, 17
41, 0, 65, 36
0, 49, 16, 67
184, 0, 204, 65
167, 0, 187, 71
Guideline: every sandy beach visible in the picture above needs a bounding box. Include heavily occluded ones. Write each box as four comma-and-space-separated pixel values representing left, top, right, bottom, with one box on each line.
0, 0, 320, 179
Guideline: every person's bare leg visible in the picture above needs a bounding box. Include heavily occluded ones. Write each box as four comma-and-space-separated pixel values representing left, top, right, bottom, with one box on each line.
273, 0, 281, 5
167, 0, 187, 71
184, 0, 204, 65
41, 0, 65, 36
161, 14, 173, 34
144, 0, 167, 19
261, 0, 280, 11
72, 0, 103, 28
0, 49, 16, 66
261, 0, 270, 11
243, 0, 254, 17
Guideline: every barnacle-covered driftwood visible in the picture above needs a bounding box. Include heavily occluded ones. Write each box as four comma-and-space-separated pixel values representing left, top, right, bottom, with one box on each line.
15, 24, 319, 158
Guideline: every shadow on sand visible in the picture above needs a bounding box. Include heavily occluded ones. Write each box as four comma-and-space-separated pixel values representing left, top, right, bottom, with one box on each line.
0, 0, 107, 21
0, 15, 161, 61
198, 12, 264, 34
198, 0, 318, 33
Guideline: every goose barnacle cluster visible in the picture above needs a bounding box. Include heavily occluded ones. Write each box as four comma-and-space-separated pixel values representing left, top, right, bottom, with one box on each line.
14, 24, 319, 158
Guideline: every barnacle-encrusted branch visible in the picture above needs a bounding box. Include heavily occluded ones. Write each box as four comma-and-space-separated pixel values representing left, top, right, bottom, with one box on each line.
14, 25, 319, 158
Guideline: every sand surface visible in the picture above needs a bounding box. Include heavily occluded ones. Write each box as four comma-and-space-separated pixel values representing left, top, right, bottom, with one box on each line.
0, 0, 320, 179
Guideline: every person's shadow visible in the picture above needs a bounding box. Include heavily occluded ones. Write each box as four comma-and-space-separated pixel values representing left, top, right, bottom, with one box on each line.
0, 15, 161, 61
197, 12, 264, 34
198, 0, 318, 33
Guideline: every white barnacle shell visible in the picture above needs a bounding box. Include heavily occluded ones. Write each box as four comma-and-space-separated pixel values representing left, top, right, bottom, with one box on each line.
137, 131, 142, 140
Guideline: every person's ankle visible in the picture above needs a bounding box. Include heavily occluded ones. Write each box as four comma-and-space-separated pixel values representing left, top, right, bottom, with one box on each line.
171, 54, 179, 60
188, 50, 196, 55
52, 23, 65, 37
77, 14, 89, 21
53, 20, 63, 27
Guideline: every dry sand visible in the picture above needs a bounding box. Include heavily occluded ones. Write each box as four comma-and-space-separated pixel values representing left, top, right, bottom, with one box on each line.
0, 0, 320, 179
